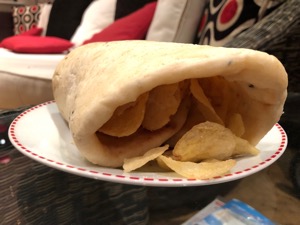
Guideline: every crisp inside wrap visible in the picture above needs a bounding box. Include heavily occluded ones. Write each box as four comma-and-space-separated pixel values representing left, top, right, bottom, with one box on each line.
52, 41, 287, 167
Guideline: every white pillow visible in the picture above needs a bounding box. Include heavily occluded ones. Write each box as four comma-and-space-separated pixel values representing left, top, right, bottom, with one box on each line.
70, 0, 117, 47
146, 0, 206, 43
37, 3, 53, 36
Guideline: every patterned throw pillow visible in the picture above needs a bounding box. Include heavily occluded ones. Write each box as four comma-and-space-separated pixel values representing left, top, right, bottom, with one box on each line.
197, 0, 283, 46
12, 4, 43, 35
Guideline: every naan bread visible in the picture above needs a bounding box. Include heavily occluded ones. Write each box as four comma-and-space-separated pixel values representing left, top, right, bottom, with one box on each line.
52, 41, 287, 167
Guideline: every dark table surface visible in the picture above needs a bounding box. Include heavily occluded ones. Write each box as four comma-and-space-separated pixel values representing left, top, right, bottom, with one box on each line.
1, 93, 299, 225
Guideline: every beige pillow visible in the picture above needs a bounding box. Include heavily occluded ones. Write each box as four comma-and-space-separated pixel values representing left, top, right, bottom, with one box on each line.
37, 3, 53, 36
146, 0, 206, 43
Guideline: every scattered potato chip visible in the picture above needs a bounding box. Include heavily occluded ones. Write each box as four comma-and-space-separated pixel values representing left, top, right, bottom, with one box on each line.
190, 79, 223, 125
123, 145, 169, 172
158, 155, 236, 179
227, 113, 245, 137
156, 157, 171, 171
156, 150, 173, 171
233, 136, 259, 156
99, 93, 148, 137
142, 83, 184, 131
173, 121, 236, 162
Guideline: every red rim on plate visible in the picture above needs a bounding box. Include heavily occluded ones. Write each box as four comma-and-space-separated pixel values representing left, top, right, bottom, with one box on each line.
8, 101, 288, 187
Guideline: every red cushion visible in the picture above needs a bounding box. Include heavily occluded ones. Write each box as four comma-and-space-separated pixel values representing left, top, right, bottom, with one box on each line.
83, 2, 157, 44
0, 27, 43, 48
1, 36, 73, 54
19, 27, 43, 36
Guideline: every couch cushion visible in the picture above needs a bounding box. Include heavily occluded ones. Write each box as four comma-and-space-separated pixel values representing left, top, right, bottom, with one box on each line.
46, 0, 93, 40
0, 48, 64, 79
0, 48, 64, 109
0, 71, 53, 109
83, 2, 157, 44
146, 0, 206, 43
196, 0, 283, 46
70, 0, 117, 47
12, 4, 43, 35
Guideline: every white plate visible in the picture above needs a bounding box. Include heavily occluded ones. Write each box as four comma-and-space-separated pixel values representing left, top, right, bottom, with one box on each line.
9, 101, 288, 187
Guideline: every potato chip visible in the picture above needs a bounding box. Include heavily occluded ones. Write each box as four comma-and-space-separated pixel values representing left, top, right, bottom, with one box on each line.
123, 145, 169, 172
173, 121, 236, 162
198, 76, 234, 122
165, 103, 206, 147
233, 136, 259, 156
156, 150, 173, 171
227, 113, 245, 137
99, 93, 148, 137
178, 80, 191, 98
158, 155, 236, 179
142, 83, 183, 131
190, 79, 223, 125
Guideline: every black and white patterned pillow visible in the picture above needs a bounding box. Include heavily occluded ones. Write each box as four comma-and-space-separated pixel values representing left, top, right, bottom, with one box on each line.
196, 0, 283, 46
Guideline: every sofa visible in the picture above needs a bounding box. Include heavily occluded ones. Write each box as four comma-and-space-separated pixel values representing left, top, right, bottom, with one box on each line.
0, 0, 204, 109
1, 0, 298, 110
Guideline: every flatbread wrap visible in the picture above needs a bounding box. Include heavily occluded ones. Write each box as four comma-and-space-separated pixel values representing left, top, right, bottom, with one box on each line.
52, 41, 287, 168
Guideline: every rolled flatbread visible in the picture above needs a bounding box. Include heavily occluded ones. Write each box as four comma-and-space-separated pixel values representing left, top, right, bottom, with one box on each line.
52, 41, 287, 167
